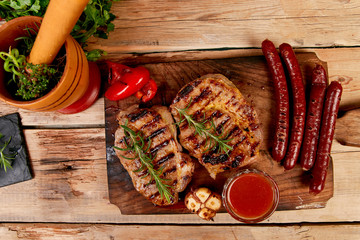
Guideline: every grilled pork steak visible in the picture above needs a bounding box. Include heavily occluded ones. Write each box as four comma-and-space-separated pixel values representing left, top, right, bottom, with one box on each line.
114, 105, 195, 206
170, 74, 262, 179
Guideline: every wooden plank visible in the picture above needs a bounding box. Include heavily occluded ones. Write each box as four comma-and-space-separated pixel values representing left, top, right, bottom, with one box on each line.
1, 223, 360, 240
0, 98, 105, 128
335, 108, 360, 147
87, 0, 360, 54
0, 128, 358, 223
105, 52, 333, 214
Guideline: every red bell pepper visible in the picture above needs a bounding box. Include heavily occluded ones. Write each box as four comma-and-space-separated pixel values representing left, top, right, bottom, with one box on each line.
105, 63, 150, 101
135, 79, 158, 102
105, 61, 158, 102
106, 61, 131, 85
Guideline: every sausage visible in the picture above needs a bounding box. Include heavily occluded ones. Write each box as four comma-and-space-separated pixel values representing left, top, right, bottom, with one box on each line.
310, 81, 342, 195
300, 64, 327, 171
279, 43, 306, 170
261, 39, 290, 161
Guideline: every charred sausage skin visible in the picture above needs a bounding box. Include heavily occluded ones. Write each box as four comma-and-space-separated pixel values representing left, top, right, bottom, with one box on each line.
262, 39, 290, 162
279, 43, 306, 170
310, 81, 342, 195
300, 64, 327, 171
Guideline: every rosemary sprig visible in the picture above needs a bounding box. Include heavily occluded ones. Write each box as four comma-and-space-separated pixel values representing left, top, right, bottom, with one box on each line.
114, 121, 173, 203
174, 102, 233, 155
0, 133, 15, 172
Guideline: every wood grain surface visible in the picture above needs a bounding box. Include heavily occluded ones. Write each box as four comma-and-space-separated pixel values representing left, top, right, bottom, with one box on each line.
87, 0, 360, 53
0, 0, 360, 238
105, 52, 333, 214
0, 48, 358, 224
1, 223, 360, 240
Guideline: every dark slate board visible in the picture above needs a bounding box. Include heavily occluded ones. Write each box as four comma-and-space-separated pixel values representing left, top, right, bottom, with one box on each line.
0, 113, 32, 187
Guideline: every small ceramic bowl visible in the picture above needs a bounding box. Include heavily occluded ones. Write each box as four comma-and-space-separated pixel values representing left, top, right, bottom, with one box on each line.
0, 16, 89, 111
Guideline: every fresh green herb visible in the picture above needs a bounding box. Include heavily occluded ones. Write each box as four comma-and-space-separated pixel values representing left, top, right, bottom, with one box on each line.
0, 132, 15, 172
0, 0, 119, 61
0, 46, 64, 100
114, 120, 173, 203
0, 0, 49, 21
174, 101, 233, 155
72, 0, 117, 43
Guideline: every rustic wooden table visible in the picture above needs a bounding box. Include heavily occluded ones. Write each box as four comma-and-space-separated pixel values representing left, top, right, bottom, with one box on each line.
1, 0, 360, 239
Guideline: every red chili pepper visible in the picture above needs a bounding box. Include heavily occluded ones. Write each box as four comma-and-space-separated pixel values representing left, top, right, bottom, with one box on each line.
135, 78, 158, 102
105, 65, 150, 101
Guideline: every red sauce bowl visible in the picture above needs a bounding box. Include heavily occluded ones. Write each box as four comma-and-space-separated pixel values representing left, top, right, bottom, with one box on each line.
222, 169, 279, 223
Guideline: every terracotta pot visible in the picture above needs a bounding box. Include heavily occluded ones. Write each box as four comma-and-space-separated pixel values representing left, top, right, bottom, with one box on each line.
0, 16, 89, 111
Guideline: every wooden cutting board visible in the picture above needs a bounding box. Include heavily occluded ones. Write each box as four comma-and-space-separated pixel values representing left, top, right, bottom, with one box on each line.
105, 52, 333, 215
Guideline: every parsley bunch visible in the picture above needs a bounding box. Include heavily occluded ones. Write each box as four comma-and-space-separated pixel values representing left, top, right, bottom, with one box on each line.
0, 0, 120, 61
0, 0, 49, 21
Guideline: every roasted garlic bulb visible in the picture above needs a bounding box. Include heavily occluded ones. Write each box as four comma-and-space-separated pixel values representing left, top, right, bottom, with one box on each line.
185, 187, 222, 221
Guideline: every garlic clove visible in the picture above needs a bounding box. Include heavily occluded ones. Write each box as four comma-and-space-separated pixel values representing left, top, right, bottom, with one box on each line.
205, 193, 222, 211
198, 207, 216, 221
185, 194, 201, 213
195, 187, 212, 203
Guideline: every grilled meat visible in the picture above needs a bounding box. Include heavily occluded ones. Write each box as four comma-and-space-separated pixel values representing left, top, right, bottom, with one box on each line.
114, 105, 195, 206
170, 74, 262, 179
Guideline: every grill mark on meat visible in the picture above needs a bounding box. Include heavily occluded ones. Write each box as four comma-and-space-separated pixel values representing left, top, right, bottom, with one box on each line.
155, 153, 175, 167
173, 79, 203, 104
250, 141, 260, 157
202, 153, 229, 165
163, 166, 177, 177
182, 175, 191, 182
249, 122, 259, 131
140, 114, 161, 130
148, 127, 167, 139
128, 109, 150, 122
179, 120, 189, 131
211, 110, 223, 118
185, 134, 201, 150
179, 90, 225, 132
180, 160, 187, 167
232, 154, 245, 168
150, 140, 170, 155
227, 126, 240, 138
173, 83, 195, 103
215, 116, 231, 134
192, 87, 212, 104
237, 104, 255, 122
149, 192, 160, 200
137, 169, 149, 178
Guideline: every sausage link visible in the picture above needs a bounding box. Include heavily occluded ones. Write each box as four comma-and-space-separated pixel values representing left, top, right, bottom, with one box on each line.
310, 81, 342, 194
261, 39, 290, 161
300, 64, 327, 170
279, 43, 306, 170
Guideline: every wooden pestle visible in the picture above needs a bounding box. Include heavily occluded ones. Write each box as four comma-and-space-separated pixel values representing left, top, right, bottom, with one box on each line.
28, 0, 89, 65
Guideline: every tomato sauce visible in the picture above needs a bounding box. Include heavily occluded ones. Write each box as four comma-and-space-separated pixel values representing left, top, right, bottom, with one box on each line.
223, 170, 279, 223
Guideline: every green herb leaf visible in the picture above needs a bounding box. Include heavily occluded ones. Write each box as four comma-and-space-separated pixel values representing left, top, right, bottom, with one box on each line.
174, 100, 233, 155
0, 0, 119, 60
0, 133, 15, 173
